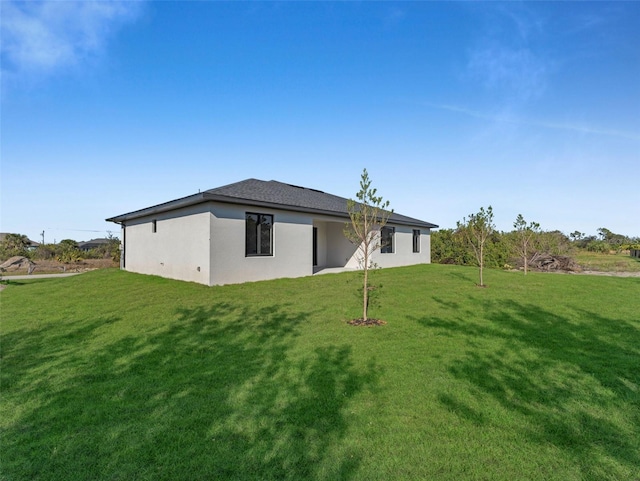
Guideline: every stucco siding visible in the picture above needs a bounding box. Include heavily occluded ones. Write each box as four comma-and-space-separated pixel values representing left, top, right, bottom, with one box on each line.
325, 222, 359, 268
370, 225, 432, 268
209, 203, 313, 285
321, 222, 431, 270
123, 204, 210, 284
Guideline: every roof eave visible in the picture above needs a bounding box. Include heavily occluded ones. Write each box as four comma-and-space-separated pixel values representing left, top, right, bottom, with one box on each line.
106, 191, 438, 229
106, 192, 207, 224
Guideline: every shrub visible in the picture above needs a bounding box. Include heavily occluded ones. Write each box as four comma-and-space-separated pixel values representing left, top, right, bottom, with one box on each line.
586, 240, 610, 253
0, 233, 31, 260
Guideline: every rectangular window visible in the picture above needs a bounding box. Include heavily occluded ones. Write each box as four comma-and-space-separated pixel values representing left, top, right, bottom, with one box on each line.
413, 229, 421, 253
381, 226, 395, 254
152, 220, 157, 233
246, 213, 273, 256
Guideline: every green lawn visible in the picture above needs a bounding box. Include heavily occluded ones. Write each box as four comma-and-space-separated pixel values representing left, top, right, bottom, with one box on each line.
575, 251, 640, 272
2, 266, 639, 481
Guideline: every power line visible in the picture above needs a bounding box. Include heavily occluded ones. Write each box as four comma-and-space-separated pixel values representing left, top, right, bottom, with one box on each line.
46, 228, 107, 233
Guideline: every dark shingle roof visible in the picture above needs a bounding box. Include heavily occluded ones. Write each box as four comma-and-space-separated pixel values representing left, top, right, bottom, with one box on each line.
78, 238, 110, 249
205, 179, 352, 216
107, 178, 437, 228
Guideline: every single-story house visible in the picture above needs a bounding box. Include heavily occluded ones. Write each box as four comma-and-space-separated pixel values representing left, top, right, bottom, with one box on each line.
106, 178, 438, 286
78, 238, 111, 251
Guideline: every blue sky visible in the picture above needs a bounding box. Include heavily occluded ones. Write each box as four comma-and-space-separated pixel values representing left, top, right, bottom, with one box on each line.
2, 1, 639, 243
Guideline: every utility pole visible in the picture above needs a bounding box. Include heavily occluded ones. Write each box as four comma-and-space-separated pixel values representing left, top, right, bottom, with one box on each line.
41, 230, 45, 245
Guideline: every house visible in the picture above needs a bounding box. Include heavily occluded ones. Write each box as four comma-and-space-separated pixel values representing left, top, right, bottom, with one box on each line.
78, 238, 111, 251
106, 179, 438, 286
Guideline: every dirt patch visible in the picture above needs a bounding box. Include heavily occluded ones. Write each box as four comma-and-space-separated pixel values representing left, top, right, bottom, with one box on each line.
576, 270, 640, 278
347, 318, 387, 326
0, 258, 117, 276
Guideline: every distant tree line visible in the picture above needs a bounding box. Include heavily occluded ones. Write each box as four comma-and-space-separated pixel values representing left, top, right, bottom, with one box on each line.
432, 212, 639, 270
0, 233, 121, 264
567, 228, 639, 254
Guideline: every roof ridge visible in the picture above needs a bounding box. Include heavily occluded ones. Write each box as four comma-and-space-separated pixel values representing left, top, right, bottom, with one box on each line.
107, 178, 438, 229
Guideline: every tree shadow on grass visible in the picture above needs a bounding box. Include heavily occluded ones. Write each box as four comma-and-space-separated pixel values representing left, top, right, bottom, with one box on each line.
0, 278, 52, 288
418, 301, 640, 480
445, 268, 476, 283
2, 302, 377, 480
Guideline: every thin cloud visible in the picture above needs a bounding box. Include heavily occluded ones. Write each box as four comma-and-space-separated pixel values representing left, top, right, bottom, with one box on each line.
465, 3, 550, 103
468, 44, 548, 101
430, 103, 640, 142
566, 11, 607, 36
1, 0, 144, 79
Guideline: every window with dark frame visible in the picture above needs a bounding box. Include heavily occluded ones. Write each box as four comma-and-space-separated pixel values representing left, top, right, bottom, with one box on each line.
413, 229, 420, 253
381, 226, 395, 254
246, 213, 273, 256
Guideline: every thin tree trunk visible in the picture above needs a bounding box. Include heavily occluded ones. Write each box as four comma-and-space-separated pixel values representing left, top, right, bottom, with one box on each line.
363, 267, 368, 321
362, 243, 369, 321
479, 244, 484, 286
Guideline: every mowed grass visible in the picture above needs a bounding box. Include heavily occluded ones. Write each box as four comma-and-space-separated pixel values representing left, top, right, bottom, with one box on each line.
1, 265, 639, 481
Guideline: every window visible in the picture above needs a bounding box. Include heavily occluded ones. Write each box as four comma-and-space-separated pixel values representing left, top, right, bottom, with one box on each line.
413, 229, 421, 253
152, 220, 157, 233
246, 213, 273, 256
381, 226, 394, 254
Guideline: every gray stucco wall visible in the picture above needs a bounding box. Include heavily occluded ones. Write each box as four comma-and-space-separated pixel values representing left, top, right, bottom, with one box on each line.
322, 221, 431, 269
122, 204, 211, 284
371, 224, 432, 268
209, 204, 312, 285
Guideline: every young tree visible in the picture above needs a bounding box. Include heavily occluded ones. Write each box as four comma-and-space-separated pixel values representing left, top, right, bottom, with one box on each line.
457, 206, 495, 287
344, 169, 393, 322
513, 214, 540, 275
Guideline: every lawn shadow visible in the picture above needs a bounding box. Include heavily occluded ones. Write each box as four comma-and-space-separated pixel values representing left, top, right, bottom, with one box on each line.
445, 268, 476, 283
418, 301, 640, 480
431, 296, 460, 310
0, 278, 52, 288
437, 393, 487, 426
2, 302, 377, 480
